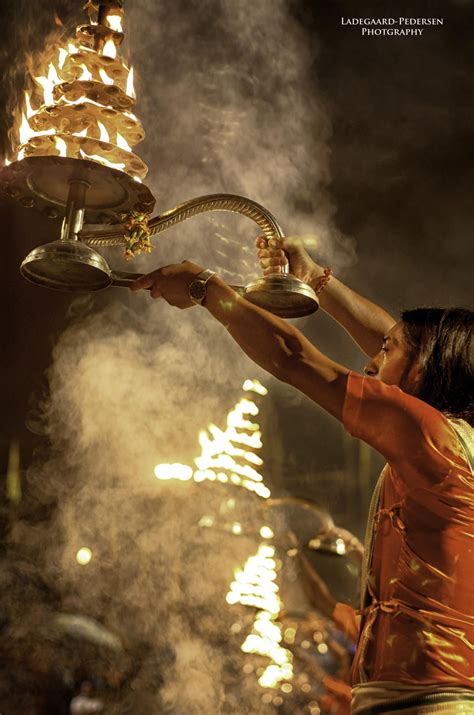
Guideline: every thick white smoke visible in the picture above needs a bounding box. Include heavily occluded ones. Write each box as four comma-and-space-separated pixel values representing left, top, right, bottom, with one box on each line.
2, 0, 355, 712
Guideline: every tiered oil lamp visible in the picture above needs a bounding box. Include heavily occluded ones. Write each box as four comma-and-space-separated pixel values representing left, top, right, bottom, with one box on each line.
0, 0, 318, 318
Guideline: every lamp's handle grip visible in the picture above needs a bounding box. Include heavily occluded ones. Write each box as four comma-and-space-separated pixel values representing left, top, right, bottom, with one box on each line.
110, 270, 246, 296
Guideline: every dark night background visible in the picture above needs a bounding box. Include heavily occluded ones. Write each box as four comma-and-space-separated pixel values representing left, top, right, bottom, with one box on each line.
0, 0, 472, 712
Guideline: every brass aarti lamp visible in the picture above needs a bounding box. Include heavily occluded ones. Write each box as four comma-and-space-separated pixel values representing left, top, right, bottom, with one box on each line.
0, 0, 318, 318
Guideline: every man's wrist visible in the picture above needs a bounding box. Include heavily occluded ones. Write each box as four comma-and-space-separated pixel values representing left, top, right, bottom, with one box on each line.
308, 265, 326, 291
189, 269, 216, 305
202, 275, 238, 311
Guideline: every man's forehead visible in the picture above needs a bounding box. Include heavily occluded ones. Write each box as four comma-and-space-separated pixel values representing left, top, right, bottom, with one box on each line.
385, 321, 404, 345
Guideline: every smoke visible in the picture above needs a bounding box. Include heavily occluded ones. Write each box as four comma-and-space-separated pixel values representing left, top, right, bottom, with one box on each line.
1, 0, 353, 712
123, 0, 355, 279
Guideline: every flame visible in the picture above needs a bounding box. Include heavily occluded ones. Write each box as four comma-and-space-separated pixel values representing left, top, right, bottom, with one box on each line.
4, 157, 11, 166
25, 91, 35, 119
35, 62, 61, 106
58, 47, 68, 69
102, 39, 117, 59
106, 14, 123, 32
76, 547, 92, 565
153, 383, 270, 499
79, 64, 93, 81
126, 67, 135, 99
243, 379, 268, 396
154, 464, 193, 481
17, 101, 54, 150
99, 68, 114, 85
97, 121, 110, 143
19, 110, 31, 145
116, 132, 131, 152
152, 382, 288, 689
74, 127, 88, 138
68, 43, 78, 55
227, 544, 293, 688
260, 525, 274, 539
55, 136, 68, 157
63, 96, 102, 109
124, 110, 138, 121
79, 149, 125, 171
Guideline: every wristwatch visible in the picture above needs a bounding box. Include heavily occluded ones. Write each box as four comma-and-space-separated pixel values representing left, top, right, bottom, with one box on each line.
189, 269, 216, 305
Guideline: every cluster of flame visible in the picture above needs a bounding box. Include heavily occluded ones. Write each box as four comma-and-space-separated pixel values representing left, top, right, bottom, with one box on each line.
154, 379, 293, 689
154, 379, 271, 499
10, 11, 147, 181
227, 544, 293, 688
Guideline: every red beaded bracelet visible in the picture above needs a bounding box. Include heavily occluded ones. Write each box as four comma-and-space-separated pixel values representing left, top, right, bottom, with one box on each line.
314, 267, 332, 295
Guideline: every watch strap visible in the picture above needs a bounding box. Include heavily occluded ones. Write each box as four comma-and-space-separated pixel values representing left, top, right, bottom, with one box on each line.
189, 269, 216, 305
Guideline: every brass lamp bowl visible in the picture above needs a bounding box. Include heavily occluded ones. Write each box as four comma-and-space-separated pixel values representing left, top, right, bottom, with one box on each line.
20, 239, 320, 318
245, 274, 318, 318
20, 240, 117, 292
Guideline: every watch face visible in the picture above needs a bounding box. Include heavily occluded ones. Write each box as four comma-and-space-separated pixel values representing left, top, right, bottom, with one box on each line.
189, 279, 207, 303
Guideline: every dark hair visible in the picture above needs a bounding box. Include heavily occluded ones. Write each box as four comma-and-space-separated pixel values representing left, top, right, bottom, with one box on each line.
401, 308, 474, 425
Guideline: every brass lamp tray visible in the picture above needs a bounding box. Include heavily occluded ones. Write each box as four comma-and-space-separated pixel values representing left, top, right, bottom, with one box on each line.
29, 102, 144, 147
53, 80, 134, 111
76, 23, 124, 49
62, 48, 128, 86
20, 134, 147, 180
0, 156, 155, 222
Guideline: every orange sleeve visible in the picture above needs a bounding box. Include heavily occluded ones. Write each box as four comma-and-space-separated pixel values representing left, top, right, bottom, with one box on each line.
332, 601, 360, 643
342, 372, 465, 484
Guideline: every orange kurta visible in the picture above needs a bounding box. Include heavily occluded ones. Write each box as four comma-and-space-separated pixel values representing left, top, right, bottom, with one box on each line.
342, 372, 474, 687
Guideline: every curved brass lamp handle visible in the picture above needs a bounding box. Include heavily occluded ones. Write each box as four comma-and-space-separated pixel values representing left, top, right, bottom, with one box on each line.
79, 192, 285, 249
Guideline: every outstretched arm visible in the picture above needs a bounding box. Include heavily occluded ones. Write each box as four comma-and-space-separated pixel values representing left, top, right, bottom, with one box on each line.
257, 237, 396, 357
131, 262, 349, 421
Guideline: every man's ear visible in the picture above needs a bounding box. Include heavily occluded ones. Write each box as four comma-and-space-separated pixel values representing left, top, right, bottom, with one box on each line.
408, 359, 423, 396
